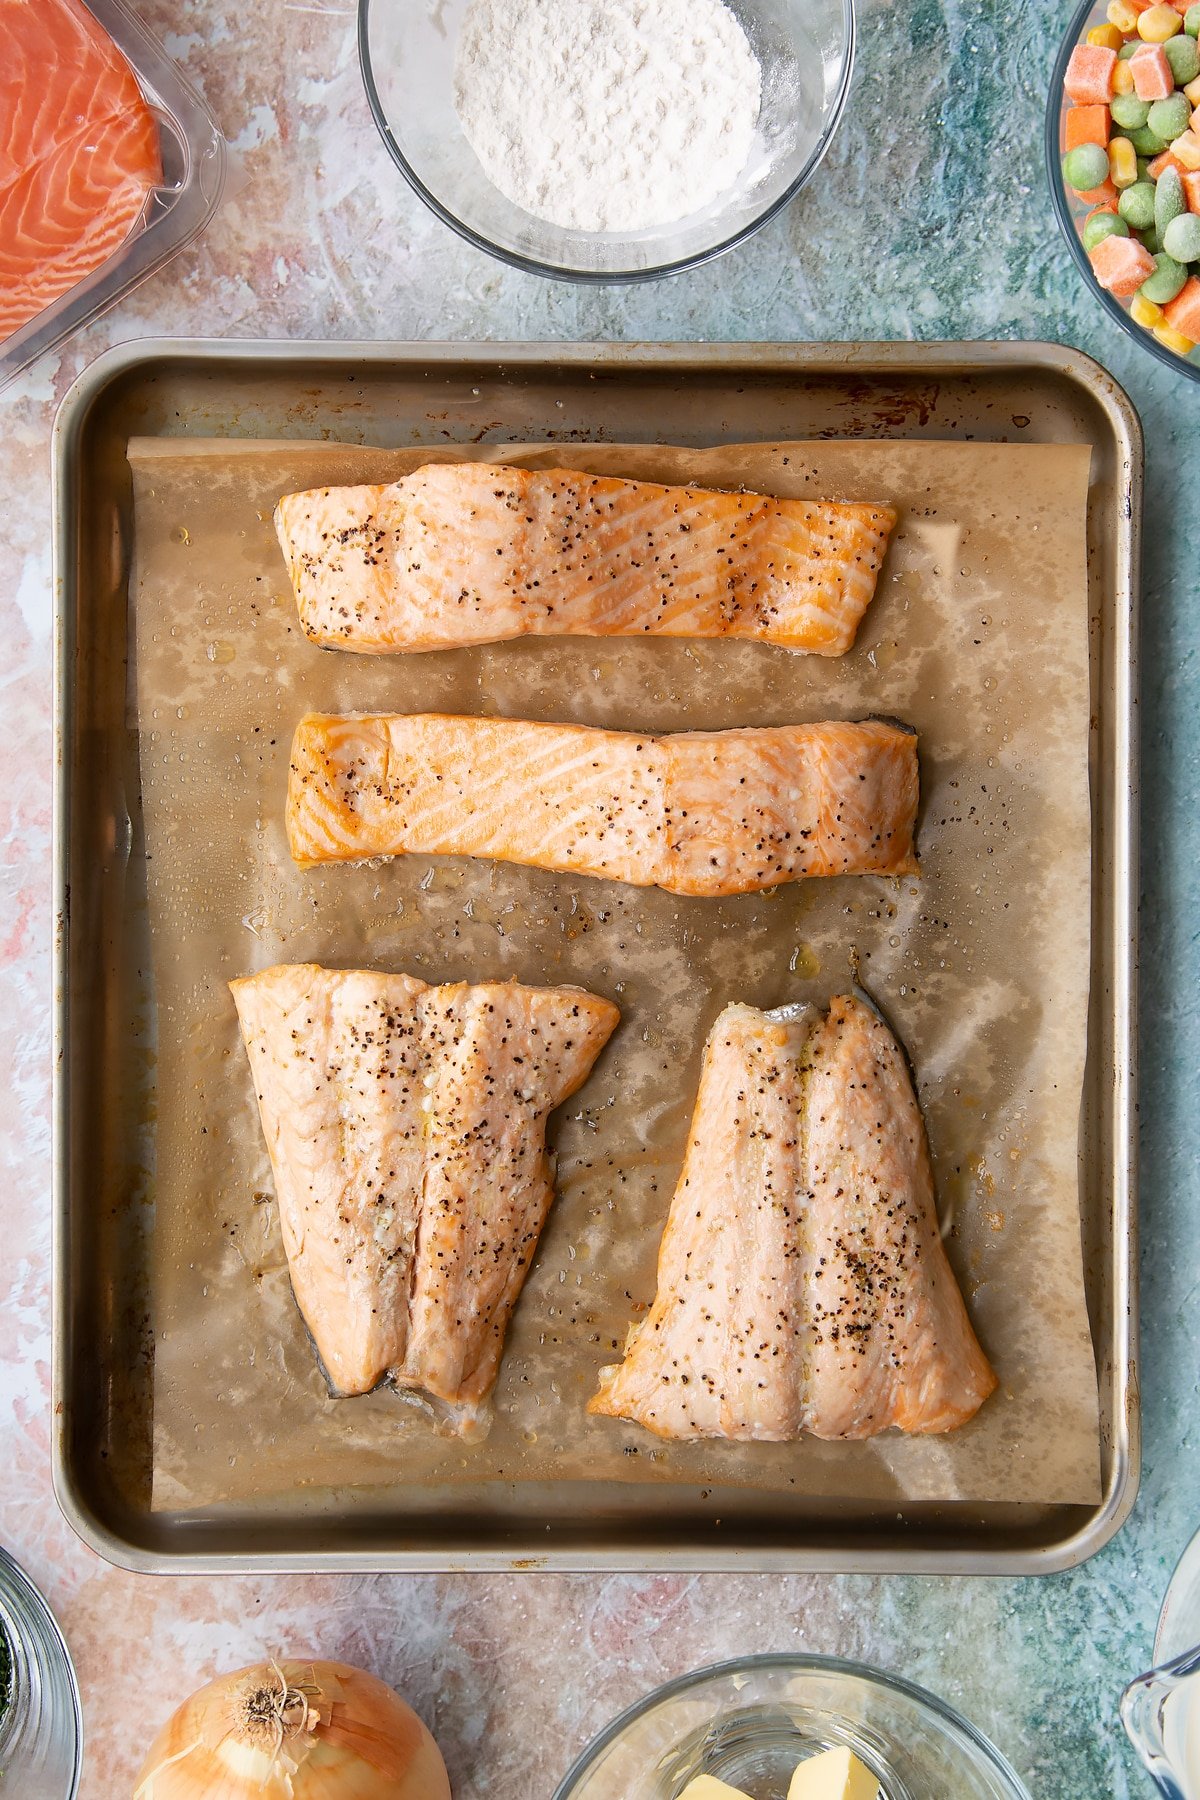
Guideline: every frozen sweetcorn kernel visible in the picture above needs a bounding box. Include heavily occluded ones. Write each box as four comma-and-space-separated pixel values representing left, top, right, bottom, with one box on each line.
1131, 291, 1165, 321
1111, 134, 1140, 181
1138, 3, 1186, 38
1154, 318, 1197, 345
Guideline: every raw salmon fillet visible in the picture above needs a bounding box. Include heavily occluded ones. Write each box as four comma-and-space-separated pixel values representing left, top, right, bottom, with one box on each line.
590, 995, 996, 1440
274, 463, 897, 656
230, 964, 619, 1429
0, 0, 162, 342
287, 713, 920, 897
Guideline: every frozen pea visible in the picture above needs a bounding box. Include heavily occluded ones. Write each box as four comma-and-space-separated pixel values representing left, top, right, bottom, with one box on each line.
1156, 165, 1186, 233
1119, 180, 1159, 227
1165, 32, 1200, 79
1083, 210, 1131, 250
1128, 124, 1169, 154
1118, 38, 1143, 56
1063, 143, 1111, 190
1142, 224, 1163, 253
1141, 251, 1189, 299
1164, 211, 1200, 259
1148, 92, 1192, 141
1138, 156, 1153, 179
1186, 3, 1200, 35
1111, 93, 1152, 129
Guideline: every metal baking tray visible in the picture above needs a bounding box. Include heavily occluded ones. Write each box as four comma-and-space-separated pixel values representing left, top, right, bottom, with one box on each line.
51, 339, 1140, 1573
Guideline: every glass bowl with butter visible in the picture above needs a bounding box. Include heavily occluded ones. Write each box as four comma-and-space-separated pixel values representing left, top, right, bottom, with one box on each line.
552, 1655, 1032, 1800
358, 0, 855, 282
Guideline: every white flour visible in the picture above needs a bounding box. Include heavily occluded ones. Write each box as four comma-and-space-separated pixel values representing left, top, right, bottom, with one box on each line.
452, 0, 762, 234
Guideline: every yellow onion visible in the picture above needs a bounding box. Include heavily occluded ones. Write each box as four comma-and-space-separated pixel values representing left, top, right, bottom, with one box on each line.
133, 1658, 452, 1799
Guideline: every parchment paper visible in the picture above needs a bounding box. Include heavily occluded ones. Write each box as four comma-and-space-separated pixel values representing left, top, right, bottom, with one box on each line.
129, 435, 1100, 1511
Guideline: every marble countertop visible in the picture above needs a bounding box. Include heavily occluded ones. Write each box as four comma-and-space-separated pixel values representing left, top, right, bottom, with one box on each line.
2, 0, 1197, 1794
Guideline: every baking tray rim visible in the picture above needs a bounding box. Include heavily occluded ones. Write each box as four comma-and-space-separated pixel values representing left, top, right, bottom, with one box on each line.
50, 336, 1140, 1575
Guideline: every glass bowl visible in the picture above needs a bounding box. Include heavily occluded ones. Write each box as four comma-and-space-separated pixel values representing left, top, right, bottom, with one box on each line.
0, 1548, 82, 1799
552, 1654, 1032, 1800
1120, 1525, 1200, 1798
358, 0, 855, 283
1046, 0, 1200, 384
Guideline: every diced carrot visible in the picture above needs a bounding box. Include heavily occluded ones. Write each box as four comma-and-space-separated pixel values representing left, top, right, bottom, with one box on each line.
1164, 274, 1200, 337
1172, 131, 1200, 170
1183, 170, 1200, 211
1089, 232, 1158, 295
1066, 103, 1112, 150
1131, 43, 1175, 99
1065, 43, 1118, 104
1078, 176, 1121, 206
1085, 203, 1120, 225
1149, 148, 1189, 178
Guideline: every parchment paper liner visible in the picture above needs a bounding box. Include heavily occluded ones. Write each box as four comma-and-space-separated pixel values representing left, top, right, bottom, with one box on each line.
128, 436, 1100, 1510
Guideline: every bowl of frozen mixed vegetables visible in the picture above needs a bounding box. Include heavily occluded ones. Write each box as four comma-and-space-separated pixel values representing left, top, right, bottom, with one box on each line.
1050, 0, 1200, 376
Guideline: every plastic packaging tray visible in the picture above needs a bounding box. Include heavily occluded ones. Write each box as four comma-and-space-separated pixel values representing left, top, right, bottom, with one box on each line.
0, 0, 225, 391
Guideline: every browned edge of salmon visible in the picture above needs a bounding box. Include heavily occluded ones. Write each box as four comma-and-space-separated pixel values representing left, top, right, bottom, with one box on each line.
274, 463, 897, 657
286, 712, 920, 898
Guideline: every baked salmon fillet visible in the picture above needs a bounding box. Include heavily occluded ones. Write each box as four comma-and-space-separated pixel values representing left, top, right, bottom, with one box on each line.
287, 713, 919, 897
274, 463, 896, 656
230, 964, 619, 1429
590, 995, 996, 1441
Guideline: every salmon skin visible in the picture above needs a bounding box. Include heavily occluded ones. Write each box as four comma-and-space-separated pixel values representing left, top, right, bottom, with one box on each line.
230, 964, 619, 1431
287, 713, 919, 897
590, 994, 996, 1441
0, 0, 162, 342
274, 463, 896, 657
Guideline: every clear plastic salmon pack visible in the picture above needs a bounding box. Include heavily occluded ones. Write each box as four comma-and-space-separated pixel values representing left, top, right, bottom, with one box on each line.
0, 0, 225, 390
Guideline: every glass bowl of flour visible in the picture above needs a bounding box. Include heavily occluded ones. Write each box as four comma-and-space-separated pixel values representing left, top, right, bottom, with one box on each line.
358, 0, 854, 281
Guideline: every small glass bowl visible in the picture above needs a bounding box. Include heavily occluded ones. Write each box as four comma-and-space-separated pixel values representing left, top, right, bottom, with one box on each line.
1120, 1525, 1200, 1798
552, 1654, 1032, 1800
0, 1548, 83, 1800
358, 0, 855, 283
1046, 0, 1200, 384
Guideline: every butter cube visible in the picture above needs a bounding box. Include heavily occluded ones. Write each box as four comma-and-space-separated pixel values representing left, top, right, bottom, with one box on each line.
788, 1746, 881, 1800
678, 1778, 752, 1800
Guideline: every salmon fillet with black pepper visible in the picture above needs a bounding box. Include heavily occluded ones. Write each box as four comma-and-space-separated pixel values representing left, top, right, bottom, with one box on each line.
274, 463, 896, 656
287, 713, 919, 897
590, 994, 996, 1441
230, 964, 619, 1429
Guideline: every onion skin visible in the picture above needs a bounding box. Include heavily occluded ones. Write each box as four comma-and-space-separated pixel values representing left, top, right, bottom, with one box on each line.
133, 1659, 452, 1800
